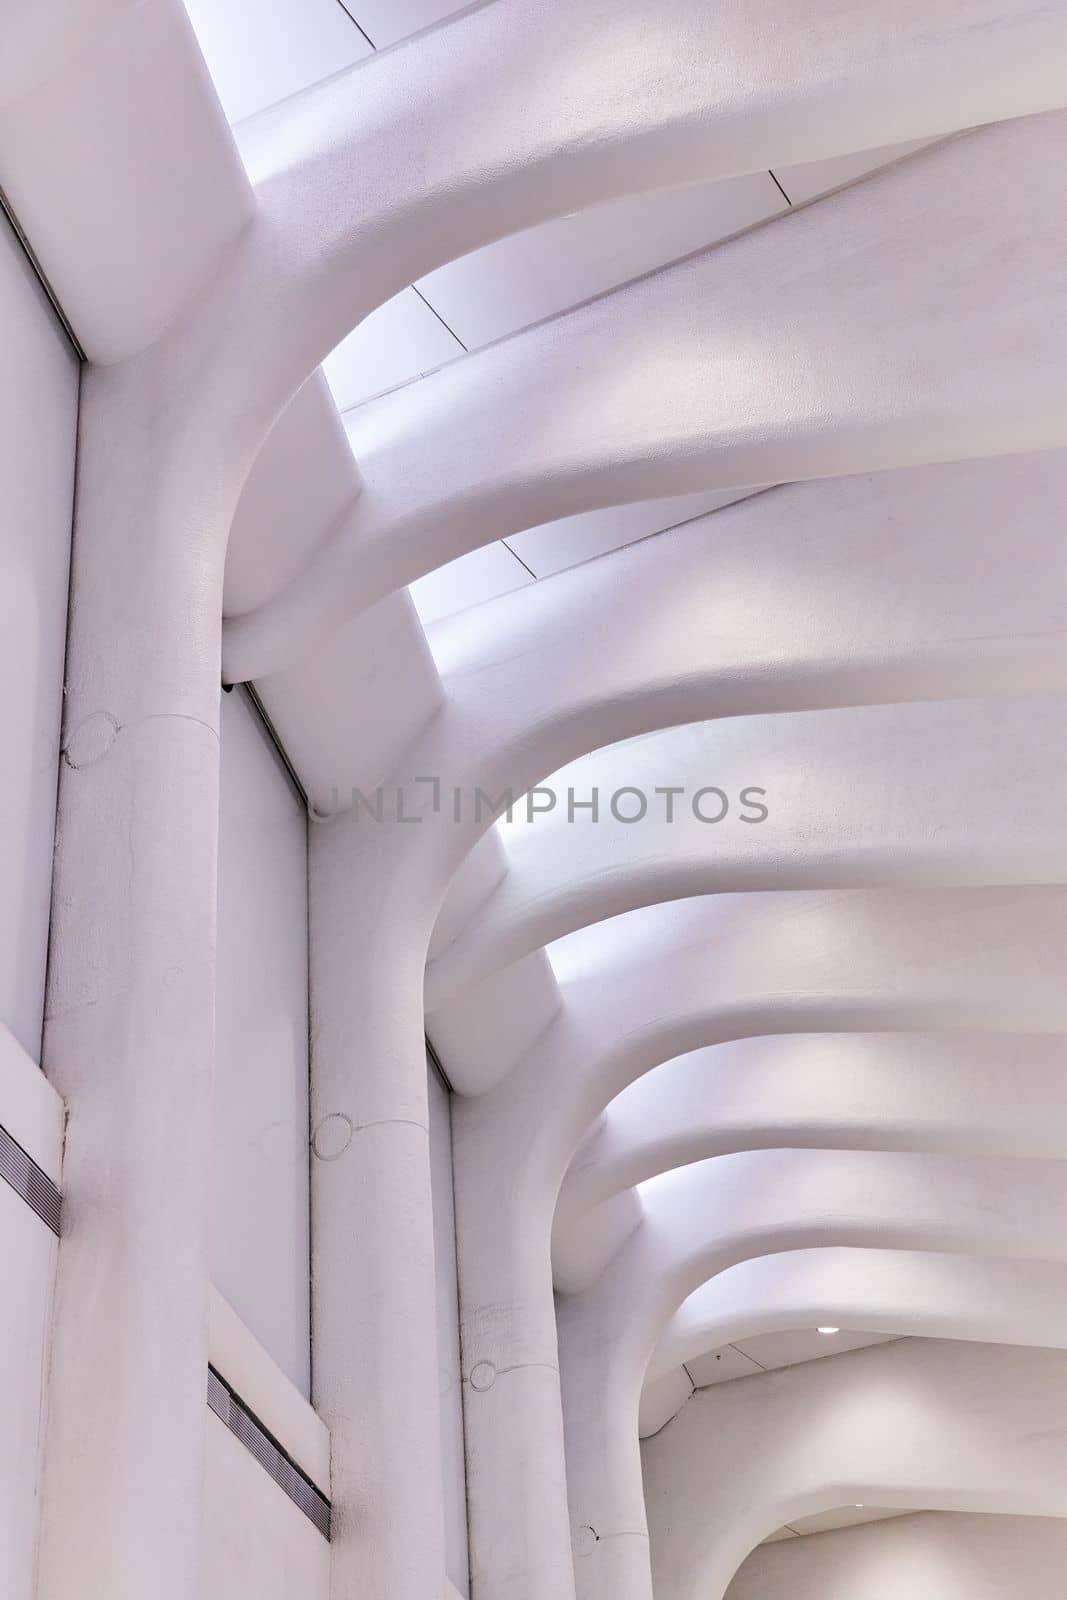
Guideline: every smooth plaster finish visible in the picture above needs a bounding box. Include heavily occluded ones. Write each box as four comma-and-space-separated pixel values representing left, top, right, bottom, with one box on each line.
650, 1251, 1067, 1391
557, 1150, 1067, 1598
226, 114, 1067, 680
555, 1032, 1067, 1269
428, 1057, 472, 1596
214, 686, 310, 1395
0, 204, 78, 1060
643, 1340, 1067, 1599
428, 694, 1067, 1009
203, 1413, 330, 1600
6, 6, 1067, 1600
208, 1289, 329, 1494
724, 1512, 1067, 1600
0, 1030, 63, 1600
304, 432, 1067, 1600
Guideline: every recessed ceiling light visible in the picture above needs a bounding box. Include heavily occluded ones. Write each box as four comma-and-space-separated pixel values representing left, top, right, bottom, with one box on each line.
854, 1504, 864, 1509
817, 1326, 840, 1335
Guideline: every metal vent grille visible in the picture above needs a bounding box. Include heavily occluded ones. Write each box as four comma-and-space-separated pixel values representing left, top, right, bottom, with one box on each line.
0, 1121, 61, 1235
207, 1367, 331, 1539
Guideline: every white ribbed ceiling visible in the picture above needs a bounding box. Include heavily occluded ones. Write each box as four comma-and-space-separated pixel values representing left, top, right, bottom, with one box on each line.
180, 0, 1067, 1579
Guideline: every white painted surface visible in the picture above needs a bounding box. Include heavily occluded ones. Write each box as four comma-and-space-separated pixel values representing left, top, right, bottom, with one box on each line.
0, 1181, 58, 1600
327, 286, 464, 414
775, 137, 938, 205
183, 0, 372, 126
644, 1342, 1067, 1599
0, 1034, 62, 1600
215, 686, 311, 1395
203, 1412, 330, 1600
0, 209, 78, 1060
650, 1252, 1067, 1391
410, 541, 532, 629
10, 8, 1067, 1600
686, 1332, 894, 1392
727, 1512, 1067, 1599
208, 1289, 329, 1493
419, 172, 785, 352
504, 490, 759, 583
0, 0, 252, 362
351, 1, 464, 49
428, 1057, 470, 1597
233, 115, 1067, 678
0, 1027, 63, 1186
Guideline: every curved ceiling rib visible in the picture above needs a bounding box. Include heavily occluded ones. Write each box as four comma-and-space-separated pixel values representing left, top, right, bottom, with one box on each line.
215, 10, 1067, 1600
643, 1340, 1067, 1600
554, 1032, 1067, 1259
16, 5, 1067, 1600
225, 112, 1067, 681
426, 695, 1067, 1009
236, 0, 1067, 386
648, 1247, 1067, 1386
558, 1154, 1067, 1584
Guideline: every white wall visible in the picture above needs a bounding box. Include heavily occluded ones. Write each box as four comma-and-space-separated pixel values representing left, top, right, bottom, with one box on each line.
203, 1287, 330, 1600
0, 206, 78, 1058
202, 1416, 330, 1600
0, 1027, 64, 1600
726, 1512, 1067, 1599
214, 687, 311, 1394
0, 197, 75, 1600
428, 1055, 471, 1597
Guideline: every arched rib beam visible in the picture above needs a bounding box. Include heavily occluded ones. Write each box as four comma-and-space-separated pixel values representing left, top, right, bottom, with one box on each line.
234, 0, 1067, 417
307, 446, 1067, 820
446, 887, 1067, 1596
427, 694, 1067, 1010
310, 443, 1067, 1600
642, 1339, 1067, 1600
556, 1152, 1067, 1600
458, 886, 1067, 1231
225, 112, 1067, 681
646, 1247, 1067, 1386
553, 1033, 1067, 1270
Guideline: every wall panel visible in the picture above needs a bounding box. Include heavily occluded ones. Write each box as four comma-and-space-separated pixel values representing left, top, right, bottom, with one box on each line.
214, 687, 311, 1394
0, 207, 78, 1057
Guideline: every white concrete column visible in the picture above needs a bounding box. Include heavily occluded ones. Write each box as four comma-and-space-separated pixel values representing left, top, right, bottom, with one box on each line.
36, 354, 234, 1599
451, 1087, 576, 1600
307, 810, 447, 1600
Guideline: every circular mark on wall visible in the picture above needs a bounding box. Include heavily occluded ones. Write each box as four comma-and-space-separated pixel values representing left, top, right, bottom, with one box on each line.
63, 711, 120, 769
311, 1112, 354, 1161
469, 1361, 497, 1392
573, 1525, 599, 1558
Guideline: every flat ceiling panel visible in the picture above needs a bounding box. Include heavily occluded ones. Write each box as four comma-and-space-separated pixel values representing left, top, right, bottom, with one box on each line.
734, 1330, 896, 1372
772, 138, 935, 207
327, 286, 464, 412
410, 541, 533, 627
685, 1346, 764, 1389
351, 1, 468, 49
790, 1506, 912, 1537
183, 0, 372, 125
420, 172, 785, 350
507, 488, 761, 579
